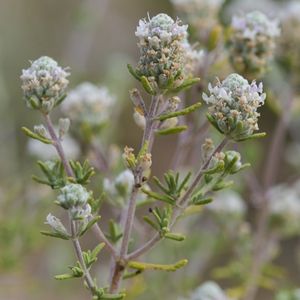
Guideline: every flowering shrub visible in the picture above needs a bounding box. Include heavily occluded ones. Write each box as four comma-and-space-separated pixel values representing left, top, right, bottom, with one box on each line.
17, 3, 300, 300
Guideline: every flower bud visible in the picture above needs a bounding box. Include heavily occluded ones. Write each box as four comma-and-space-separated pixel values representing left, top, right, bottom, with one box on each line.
45, 213, 69, 236
34, 124, 48, 137
122, 146, 136, 169
133, 109, 146, 129
58, 118, 70, 138
57, 183, 90, 210
139, 153, 152, 172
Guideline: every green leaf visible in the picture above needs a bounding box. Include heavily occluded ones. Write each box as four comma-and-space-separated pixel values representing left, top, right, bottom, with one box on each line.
141, 189, 175, 205
143, 216, 160, 231
236, 132, 266, 142
127, 64, 140, 81
206, 114, 224, 134
156, 126, 188, 135
164, 232, 185, 241
155, 102, 202, 121
54, 273, 75, 280
79, 216, 101, 237
169, 77, 200, 93
107, 219, 123, 243
99, 293, 126, 300
21, 126, 52, 144
140, 76, 156, 95
40, 231, 70, 240
193, 197, 213, 206
128, 259, 188, 272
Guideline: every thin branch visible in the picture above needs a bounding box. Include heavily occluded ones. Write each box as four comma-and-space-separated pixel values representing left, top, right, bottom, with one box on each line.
127, 137, 228, 260
109, 95, 160, 293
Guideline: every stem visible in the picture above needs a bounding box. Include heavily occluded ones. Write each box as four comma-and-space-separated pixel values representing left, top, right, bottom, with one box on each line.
43, 113, 117, 294
109, 95, 160, 293
127, 137, 228, 260
44, 114, 74, 177
70, 218, 96, 293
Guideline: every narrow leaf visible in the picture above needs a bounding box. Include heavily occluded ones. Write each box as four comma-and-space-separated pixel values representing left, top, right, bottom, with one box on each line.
156, 102, 202, 121
156, 126, 188, 136
128, 259, 188, 272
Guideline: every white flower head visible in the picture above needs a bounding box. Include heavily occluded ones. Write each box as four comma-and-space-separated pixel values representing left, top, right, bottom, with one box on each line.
203, 73, 266, 140
229, 11, 280, 78
61, 82, 116, 129
232, 11, 280, 39
134, 13, 190, 91
20, 56, 69, 113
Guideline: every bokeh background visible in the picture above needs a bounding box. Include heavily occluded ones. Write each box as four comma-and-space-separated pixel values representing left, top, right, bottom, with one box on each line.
0, 0, 300, 299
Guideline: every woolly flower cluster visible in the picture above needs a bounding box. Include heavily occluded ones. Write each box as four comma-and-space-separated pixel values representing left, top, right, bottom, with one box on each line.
20, 56, 69, 113
171, 0, 224, 45
203, 73, 266, 141
229, 11, 280, 79
135, 13, 189, 91
268, 181, 300, 236
57, 183, 91, 220
61, 82, 116, 132
277, 2, 300, 87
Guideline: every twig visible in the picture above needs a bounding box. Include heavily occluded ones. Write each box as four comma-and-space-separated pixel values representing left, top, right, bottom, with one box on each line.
109, 95, 160, 293
127, 137, 228, 260
43, 113, 96, 294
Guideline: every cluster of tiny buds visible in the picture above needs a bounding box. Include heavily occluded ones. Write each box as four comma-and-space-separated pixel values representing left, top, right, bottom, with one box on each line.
135, 13, 189, 92
229, 11, 280, 79
20, 56, 69, 114
203, 73, 266, 141
56, 183, 91, 220
122, 146, 152, 173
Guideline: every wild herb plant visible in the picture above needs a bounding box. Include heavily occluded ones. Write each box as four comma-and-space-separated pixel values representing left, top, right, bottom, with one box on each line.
20, 9, 290, 300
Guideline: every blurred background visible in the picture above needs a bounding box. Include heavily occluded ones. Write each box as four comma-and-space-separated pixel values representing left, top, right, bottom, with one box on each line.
0, 0, 300, 299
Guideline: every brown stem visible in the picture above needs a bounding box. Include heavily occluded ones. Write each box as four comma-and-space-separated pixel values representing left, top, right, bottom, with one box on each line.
109, 95, 160, 293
